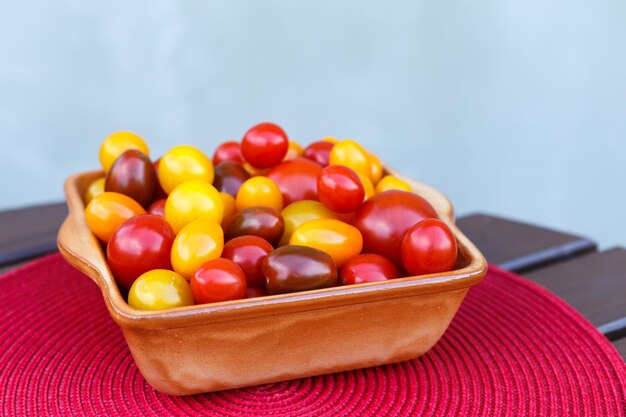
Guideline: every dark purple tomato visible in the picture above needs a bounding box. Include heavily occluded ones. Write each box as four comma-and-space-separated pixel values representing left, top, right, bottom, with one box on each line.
226, 206, 284, 245
353, 190, 439, 269
222, 235, 273, 288
105, 149, 158, 208
266, 158, 322, 206
401, 218, 458, 276
339, 254, 399, 285
106, 214, 175, 289
262, 245, 337, 294
317, 165, 365, 213
243, 287, 269, 299
213, 161, 251, 197
303, 141, 334, 166
241, 122, 289, 169
147, 198, 166, 217
213, 141, 244, 166
152, 158, 168, 199
191, 258, 247, 304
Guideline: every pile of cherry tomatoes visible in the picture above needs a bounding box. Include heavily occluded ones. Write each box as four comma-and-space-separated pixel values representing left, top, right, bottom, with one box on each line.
84, 122, 458, 311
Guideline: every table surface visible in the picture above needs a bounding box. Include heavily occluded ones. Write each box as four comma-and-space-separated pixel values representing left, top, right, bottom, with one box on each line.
1, 203, 624, 360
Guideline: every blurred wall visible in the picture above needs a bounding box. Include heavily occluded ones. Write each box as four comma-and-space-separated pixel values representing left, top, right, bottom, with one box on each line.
1, 0, 625, 247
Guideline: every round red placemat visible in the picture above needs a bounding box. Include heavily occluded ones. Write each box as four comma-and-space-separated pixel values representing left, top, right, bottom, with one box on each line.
1, 254, 625, 416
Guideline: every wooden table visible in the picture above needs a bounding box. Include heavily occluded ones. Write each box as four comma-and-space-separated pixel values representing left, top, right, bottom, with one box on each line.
1, 203, 624, 359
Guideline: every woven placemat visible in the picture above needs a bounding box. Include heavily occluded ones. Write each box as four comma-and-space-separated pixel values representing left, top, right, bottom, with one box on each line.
1, 254, 625, 416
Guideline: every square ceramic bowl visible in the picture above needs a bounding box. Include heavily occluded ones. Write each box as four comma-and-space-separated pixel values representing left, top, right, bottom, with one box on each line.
57, 169, 487, 395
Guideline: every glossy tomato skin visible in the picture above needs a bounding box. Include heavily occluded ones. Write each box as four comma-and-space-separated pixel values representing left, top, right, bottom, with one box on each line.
263, 245, 337, 294
328, 139, 371, 178
191, 258, 247, 304
375, 175, 412, 194
303, 140, 334, 166
171, 219, 224, 280
128, 269, 194, 311
107, 214, 175, 289
226, 206, 284, 246
85, 192, 146, 242
99, 131, 149, 173
353, 190, 438, 269
105, 149, 157, 208
266, 158, 322, 206
213, 141, 244, 166
164, 180, 224, 234
213, 161, 250, 197
401, 218, 458, 276
84, 177, 105, 204
339, 254, 398, 285
283, 141, 304, 161
147, 198, 166, 217
241, 122, 288, 168
317, 165, 365, 213
222, 235, 273, 288
157, 145, 214, 194
279, 200, 337, 246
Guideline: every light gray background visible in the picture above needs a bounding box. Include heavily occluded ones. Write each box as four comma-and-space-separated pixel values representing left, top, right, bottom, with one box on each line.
1, 1, 625, 247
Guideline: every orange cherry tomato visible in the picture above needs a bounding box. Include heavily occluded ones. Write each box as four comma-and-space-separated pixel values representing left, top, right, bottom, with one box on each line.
279, 200, 337, 246
369, 153, 384, 185
157, 145, 214, 194
171, 219, 224, 280
164, 180, 224, 234
128, 269, 194, 310
329, 139, 371, 178
356, 171, 375, 201
322, 136, 339, 144
220, 192, 237, 229
289, 218, 363, 267
85, 192, 145, 242
375, 175, 412, 194
283, 140, 304, 161
99, 132, 149, 173
236, 176, 283, 211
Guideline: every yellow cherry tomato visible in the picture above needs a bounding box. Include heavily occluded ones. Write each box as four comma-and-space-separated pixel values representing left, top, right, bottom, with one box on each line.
84, 177, 105, 204
128, 269, 194, 310
85, 192, 145, 242
289, 218, 363, 267
165, 180, 224, 234
279, 200, 337, 246
375, 175, 413, 194
236, 176, 283, 211
283, 141, 304, 161
157, 145, 214, 194
171, 219, 224, 280
329, 139, 371, 178
356, 171, 375, 201
369, 153, 384, 185
220, 192, 237, 228
322, 136, 339, 144
99, 132, 149, 173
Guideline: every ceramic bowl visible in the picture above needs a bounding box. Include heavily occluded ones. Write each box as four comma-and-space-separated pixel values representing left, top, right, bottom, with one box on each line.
58, 169, 487, 395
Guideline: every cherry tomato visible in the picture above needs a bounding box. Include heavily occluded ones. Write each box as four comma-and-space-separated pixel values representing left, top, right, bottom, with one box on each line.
85, 192, 145, 242
339, 254, 398, 285
317, 165, 364, 213
283, 140, 304, 161
165, 180, 224, 234
369, 153, 384, 185
105, 149, 157, 208
213, 141, 244, 166
226, 206, 284, 246
279, 200, 337, 246
152, 158, 168, 200
191, 258, 247, 304
244, 287, 269, 298
107, 214, 175, 289
171, 219, 224, 280
157, 145, 214, 194
328, 139, 371, 178
266, 158, 322, 206
241, 122, 288, 168
401, 218, 458, 276
99, 131, 149, 173
128, 269, 194, 311
322, 136, 339, 143
213, 161, 250, 197
375, 175, 412, 194
84, 177, 105, 204
303, 140, 334, 166
242, 162, 269, 177
222, 235, 273, 288
220, 192, 237, 229
236, 176, 283, 211
353, 190, 438, 269
289, 218, 363, 268
356, 171, 375, 201
147, 198, 166, 217
263, 245, 337, 294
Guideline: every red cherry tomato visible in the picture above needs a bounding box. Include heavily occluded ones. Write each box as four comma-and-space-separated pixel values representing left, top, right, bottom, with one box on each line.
222, 235, 273, 288
147, 198, 166, 217
353, 190, 438, 269
317, 165, 365, 213
191, 258, 247, 304
339, 254, 398, 285
266, 158, 322, 206
106, 214, 175, 289
213, 141, 244, 166
401, 218, 458, 276
241, 122, 288, 168
303, 140, 334, 166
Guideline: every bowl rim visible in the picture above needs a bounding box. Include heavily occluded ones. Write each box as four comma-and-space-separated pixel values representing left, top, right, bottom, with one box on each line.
58, 169, 487, 331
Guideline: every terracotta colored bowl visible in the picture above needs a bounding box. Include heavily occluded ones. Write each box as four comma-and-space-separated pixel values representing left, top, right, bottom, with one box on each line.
57, 170, 487, 395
